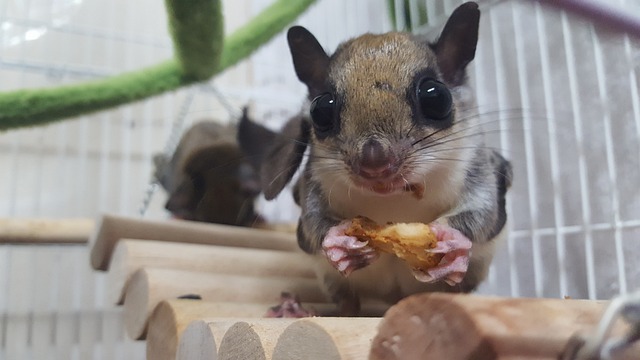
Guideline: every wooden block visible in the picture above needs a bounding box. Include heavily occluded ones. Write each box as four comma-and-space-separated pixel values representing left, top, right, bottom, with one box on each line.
89, 214, 298, 271
271, 317, 382, 360
123, 267, 328, 340
0, 218, 93, 243
369, 293, 640, 360
108, 239, 315, 304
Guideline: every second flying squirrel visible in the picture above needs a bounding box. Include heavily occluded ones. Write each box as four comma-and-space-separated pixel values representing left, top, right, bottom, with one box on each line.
154, 114, 263, 227
242, 2, 513, 315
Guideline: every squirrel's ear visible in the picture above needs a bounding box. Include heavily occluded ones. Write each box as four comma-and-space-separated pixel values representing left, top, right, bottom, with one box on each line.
260, 115, 310, 200
432, 2, 480, 86
287, 26, 330, 98
237, 107, 277, 172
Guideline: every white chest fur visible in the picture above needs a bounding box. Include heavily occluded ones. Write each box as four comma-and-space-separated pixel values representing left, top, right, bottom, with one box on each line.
321, 165, 465, 224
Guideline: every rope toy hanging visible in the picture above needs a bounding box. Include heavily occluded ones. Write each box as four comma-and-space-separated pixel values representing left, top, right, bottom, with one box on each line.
0, 0, 317, 131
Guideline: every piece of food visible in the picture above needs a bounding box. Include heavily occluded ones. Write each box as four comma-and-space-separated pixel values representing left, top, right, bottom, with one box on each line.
344, 216, 443, 270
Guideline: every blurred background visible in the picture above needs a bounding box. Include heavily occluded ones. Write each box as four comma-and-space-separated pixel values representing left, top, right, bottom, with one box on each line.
1, 0, 639, 358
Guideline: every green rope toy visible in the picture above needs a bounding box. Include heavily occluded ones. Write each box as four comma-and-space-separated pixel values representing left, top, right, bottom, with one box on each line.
0, 0, 317, 131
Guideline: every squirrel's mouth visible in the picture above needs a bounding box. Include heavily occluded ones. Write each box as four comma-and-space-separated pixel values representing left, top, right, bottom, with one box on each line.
350, 176, 424, 199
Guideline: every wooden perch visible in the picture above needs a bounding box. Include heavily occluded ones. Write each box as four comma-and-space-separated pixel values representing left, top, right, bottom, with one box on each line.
108, 239, 315, 304
217, 319, 298, 360
146, 300, 291, 360
0, 218, 94, 244
123, 267, 327, 340
271, 317, 382, 360
176, 319, 237, 360
369, 293, 640, 360
89, 213, 298, 271
148, 297, 391, 360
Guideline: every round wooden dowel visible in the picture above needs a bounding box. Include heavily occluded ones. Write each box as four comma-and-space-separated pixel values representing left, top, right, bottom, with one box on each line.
217, 319, 297, 360
271, 317, 382, 360
123, 267, 327, 340
369, 293, 633, 360
176, 319, 236, 360
146, 300, 273, 360
108, 239, 315, 305
0, 218, 94, 244
89, 214, 298, 271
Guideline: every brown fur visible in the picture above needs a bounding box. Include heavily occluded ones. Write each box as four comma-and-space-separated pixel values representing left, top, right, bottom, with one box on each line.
254, 2, 512, 314
154, 121, 262, 226
310, 30, 474, 221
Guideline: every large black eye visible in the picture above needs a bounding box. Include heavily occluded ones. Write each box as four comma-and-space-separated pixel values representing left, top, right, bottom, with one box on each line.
310, 93, 336, 132
416, 78, 452, 121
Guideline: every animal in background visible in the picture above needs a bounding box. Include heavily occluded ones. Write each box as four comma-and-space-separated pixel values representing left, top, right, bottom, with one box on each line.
154, 112, 263, 227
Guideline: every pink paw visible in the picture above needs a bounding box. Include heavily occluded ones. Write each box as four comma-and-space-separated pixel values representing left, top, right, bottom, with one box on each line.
322, 220, 379, 276
412, 223, 472, 286
264, 292, 316, 318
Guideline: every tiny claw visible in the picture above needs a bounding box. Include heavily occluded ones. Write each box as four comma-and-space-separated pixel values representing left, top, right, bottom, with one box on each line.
420, 251, 469, 285
444, 278, 457, 286
326, 248, 347, 262
413, 223, 473, 285
443, 272, 465, 286
428, 224, 473, 253
336, 251, 380, 276
412, 269, 435, 283
323, 234, 369, 251
347, 238, 369, 249
337, 260, 350, 273
428, 238, 472, 253
322, 221, 379, 276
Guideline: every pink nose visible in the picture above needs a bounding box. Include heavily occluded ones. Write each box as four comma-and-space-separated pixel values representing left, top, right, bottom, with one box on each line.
357, 139, 396, 179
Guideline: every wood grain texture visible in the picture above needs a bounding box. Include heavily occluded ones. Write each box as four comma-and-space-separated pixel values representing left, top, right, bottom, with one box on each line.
147, 300, 269, 360
0, 218, 94, 243
122, 267, 328, 340
147, 300, 341, 360
272, 317, 382, 360
89, 214, 298, 271
108, 239, 315, 304
217, 319, 297, 360
369, 293, 640, 360
176, 319, 237, 360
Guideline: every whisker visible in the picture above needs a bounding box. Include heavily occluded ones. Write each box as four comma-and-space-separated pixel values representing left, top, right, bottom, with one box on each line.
411, 124, 453, 146
410, 156, 470, 164
236, 198, 250, 225
418, 120, 526, 147
410, 113, 533, 148
457, 105, 547, 119
409, 129, 509, 157
405, 122, 417, 138
409, 117, 498, 147
407, 145, 508, 158
266, 162, 302, 188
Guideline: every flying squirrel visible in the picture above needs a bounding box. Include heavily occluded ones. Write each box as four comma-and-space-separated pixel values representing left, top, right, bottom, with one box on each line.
240, 2, 513, 315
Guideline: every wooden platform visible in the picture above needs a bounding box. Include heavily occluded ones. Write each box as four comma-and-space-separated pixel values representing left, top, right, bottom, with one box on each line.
3, 215, 638, 359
